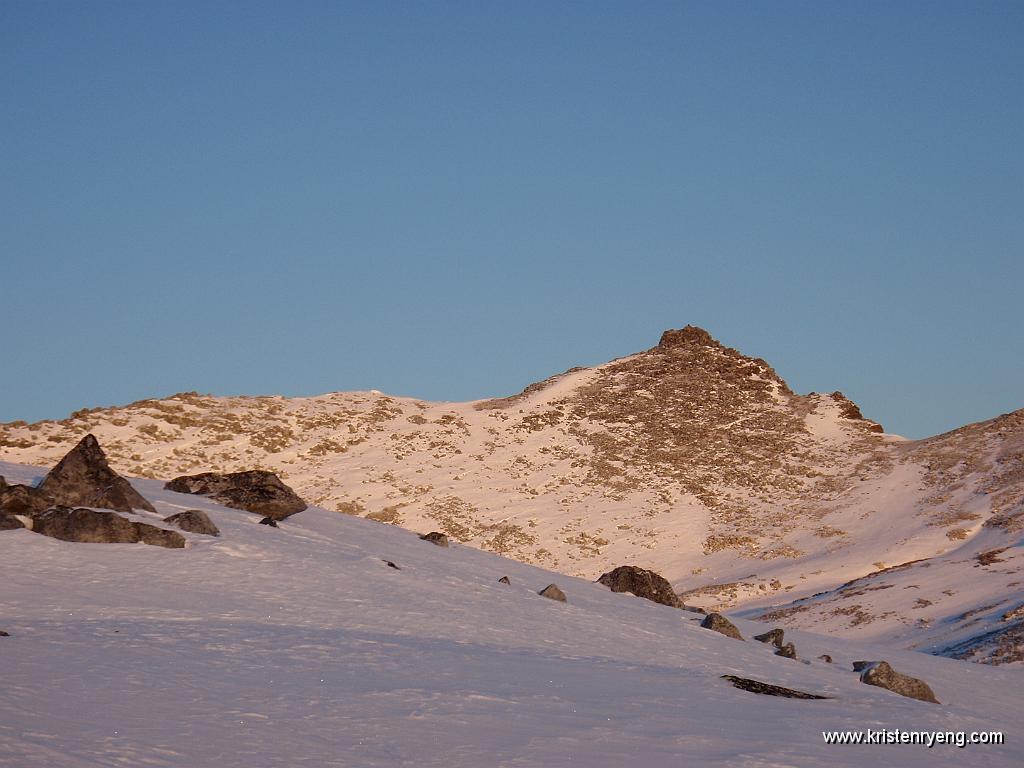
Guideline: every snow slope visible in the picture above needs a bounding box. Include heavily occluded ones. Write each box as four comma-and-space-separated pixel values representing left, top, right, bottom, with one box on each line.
1, 459, 1022, 767
2, 327, 1021, 663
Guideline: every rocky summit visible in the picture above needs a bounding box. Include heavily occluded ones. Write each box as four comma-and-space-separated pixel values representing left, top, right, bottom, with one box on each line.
1, 327, 1021, 665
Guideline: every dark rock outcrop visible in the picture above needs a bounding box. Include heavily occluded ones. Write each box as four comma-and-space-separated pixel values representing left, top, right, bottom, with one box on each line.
165, 471, 306, 519
420, 531, 449, 547
163, 510, 220, 536
258, 517, 278, 527
775, 642, 798, 659
597, 565, 681, 607
32, 507, 184, 548
498, 576, 511, 584
819, 654, 833, 663
37, 435, 156, 514
538, 584, 567, 602
857, 661, 939, 703
700, 612, 744, 641
722, 675, 829, 700
0, 630, 9, 637
753, 628, 785, 648
384, 560, 400, 570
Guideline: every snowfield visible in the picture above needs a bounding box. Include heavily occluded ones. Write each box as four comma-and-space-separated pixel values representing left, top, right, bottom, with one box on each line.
1, 460, 1021, 767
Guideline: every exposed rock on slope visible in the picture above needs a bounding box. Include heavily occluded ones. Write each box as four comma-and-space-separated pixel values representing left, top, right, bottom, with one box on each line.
165, 470, 306, 519
597, 565, 681, 607
38, 434, 155, 514
32, 507, 185, 548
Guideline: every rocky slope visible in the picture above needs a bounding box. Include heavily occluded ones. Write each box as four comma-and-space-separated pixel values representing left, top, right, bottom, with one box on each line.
2, 326, 1021, 662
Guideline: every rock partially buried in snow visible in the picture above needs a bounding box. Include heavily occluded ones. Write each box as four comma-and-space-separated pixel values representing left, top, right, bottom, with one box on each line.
857, 661, 939, 704
498, 576, 510, 585
419, 531, 449, 547
259, 517, 279, 527
163, 510, 220, 537
165, 471, 306, 520
775, 642, 798, 659
818, 654, 833, 664
37, 435, 156, 514
753, 628, 785, 648
722, 675, 830, 700
597, 565, 681, 607
700, 613, 744, 641
32, 507, 185, 548
538, 584, 567, 602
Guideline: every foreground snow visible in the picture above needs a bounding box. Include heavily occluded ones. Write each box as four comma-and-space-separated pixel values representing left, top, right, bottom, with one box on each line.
1, 461, 1021, 767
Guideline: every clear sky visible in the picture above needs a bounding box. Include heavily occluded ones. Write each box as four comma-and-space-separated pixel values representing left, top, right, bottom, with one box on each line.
1, 1, 1021, 439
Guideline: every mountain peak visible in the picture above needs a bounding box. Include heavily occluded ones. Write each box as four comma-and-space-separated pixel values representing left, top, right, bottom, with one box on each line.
657, 325, 721, 350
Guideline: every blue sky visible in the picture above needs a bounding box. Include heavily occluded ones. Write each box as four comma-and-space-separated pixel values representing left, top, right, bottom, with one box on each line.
1, 1, 1021, 438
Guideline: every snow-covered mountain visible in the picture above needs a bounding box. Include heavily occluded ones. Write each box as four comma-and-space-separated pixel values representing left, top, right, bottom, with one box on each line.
2, 327, 1021, 663
1, 460, 1021, 767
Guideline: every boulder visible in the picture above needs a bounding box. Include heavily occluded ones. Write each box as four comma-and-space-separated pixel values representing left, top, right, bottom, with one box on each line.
753, 628, 785, 648
36, 435, 155, 514
0, 477, 52, 517
597, 565, 681, 607
420, 531, 449, 547
163, 510, 220, 537
165, 471, 306, 519
700, 613, 744, 641
258, 517, 279, 527
538, 584, 567, 602
775, 643, 798, 659
32, 507, 185, 548
722, 675, 829, 700
498, 576, 511, 585
0, 515, 26, 530
857, 661, 939, 703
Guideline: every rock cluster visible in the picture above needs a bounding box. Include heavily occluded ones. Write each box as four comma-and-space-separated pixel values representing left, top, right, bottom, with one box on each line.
33, 507, 184, 548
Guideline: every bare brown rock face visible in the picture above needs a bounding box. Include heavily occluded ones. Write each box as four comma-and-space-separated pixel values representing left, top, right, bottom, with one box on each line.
700, 612, 744, 641
37, 434, 156, 514
0, 477, 52, 518
857, 661, 939, 704
163, 510, 220, 537
165, 470, 306, 519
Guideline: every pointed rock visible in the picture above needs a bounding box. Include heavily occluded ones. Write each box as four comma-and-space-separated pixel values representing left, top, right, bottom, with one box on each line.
538, 584, 567, 602
37, 435, 155, 514
700, 613, 744, 641
498, 576, 511, 585
597, 565, 681, 607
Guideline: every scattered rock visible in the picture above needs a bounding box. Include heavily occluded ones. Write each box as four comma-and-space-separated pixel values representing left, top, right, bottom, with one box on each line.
419, 531, 449, 547
819, 654, 833, 663
753, 628, 785, 648
498, 576, 510, 584
857, 661, 939, 703
597, 565, 681, 607
0, 630, 9, 637
163, 510, 220, 536
384, 560, 400, 570
0, 514, 26, 530
722, 675, 830, 700
165, 470, 306, 519
258, 517, 279, 527
775, 642, 798, 659
700, 613, 744, 641
538, 584, 567, 602
32, 507, 185, 548
36, 435, 156, 514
